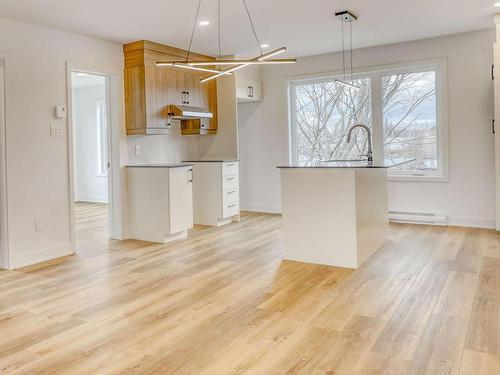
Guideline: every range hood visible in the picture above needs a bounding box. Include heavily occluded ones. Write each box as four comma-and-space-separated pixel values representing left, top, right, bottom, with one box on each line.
168, 105, 213, 120
167, 104, 214, 136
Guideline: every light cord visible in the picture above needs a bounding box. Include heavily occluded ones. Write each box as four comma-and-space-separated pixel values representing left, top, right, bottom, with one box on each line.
242, 0, 263, 56
187, 0, 203, 62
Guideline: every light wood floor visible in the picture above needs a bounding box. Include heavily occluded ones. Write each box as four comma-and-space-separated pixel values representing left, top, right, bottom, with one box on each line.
0, 203, 499, 374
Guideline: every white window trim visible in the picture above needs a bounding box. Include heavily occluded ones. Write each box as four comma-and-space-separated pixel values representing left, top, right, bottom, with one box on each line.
287, 58, 449, 182
96, 98, 108, 177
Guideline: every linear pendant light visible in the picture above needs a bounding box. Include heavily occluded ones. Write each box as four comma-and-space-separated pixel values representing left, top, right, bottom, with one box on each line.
156, 62, 232, 74
156, 0, 297, 83
187, 58, 296, 66
334, 10, 360, 91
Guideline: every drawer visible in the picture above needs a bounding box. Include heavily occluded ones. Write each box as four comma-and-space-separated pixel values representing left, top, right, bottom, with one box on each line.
222, 201, 239, 218
221, 162, 239, 177
222, 188, 239, 205
222, 175, 238, 189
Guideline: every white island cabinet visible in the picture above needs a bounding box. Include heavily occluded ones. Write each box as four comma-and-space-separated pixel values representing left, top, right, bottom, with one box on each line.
126, 164, 194, 243
279, 160, 409, 269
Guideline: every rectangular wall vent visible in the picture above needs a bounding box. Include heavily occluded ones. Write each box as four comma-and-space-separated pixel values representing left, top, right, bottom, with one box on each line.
389, 211, 447, 226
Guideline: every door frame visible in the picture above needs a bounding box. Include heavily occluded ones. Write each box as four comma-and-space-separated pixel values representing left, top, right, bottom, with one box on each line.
0, 56, 8, 269
66, 63, 123, 250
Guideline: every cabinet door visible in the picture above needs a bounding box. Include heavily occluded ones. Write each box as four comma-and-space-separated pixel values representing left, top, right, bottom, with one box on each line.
124, 66, 147, 134
145, 66, 173, 127
168, 167, 194, 234
185, 73, 202, 107
171, 70, 187, 105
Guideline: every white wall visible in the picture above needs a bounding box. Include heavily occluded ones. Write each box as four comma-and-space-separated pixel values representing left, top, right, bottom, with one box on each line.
0, 16, 125, 268
73, 83, 108, 203
238, 29, 496, 228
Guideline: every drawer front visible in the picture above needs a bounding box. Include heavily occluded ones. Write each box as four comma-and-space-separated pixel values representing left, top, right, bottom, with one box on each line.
221, 162, 239, 177
222, 188, 239, 205
222, 175, 238, 190
222, 201, 240, 218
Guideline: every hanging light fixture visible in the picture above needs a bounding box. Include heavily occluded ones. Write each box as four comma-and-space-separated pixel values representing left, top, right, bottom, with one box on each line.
334, 10, 360, 91
156, 0, 297, 82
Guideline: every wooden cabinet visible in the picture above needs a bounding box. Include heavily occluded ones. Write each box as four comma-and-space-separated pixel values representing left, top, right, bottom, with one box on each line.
126, 165, 194, 243
236, 78, 262, 103
123, 40, 218, 135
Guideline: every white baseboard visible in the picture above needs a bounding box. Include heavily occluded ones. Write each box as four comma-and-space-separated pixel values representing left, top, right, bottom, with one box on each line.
240, 202, 282, 214
9, 242, 74, 270
447, 216, 495, 229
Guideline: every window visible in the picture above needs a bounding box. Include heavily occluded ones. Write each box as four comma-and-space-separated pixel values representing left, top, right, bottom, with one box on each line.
96, 100, 108, 176
289, 61, 447, 181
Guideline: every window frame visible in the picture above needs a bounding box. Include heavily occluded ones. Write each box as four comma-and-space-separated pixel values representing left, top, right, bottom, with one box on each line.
288, 59, 449, 182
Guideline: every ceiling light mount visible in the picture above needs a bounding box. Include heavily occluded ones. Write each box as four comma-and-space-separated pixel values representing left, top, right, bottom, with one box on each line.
334, 10, 358, 23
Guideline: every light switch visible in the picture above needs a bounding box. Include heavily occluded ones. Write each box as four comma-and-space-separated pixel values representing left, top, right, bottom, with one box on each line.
50, 124, 63, 137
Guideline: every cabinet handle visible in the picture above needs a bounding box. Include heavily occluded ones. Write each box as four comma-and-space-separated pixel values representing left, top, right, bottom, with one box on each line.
226, 177, 235, 181
227, 190, 236, 195
186, 91, 190, 104
248, 86, 251, 98
182, 91, 186, 104
227, 204, 236, 208
493, 119, 496, 135
188, 168, 193, 183
492, 65, 495, 81
251, 86, 254, 98
225, 163, 236, 166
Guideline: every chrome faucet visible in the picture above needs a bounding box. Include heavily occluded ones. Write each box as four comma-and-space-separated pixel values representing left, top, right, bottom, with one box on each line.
346, 124, 373, 162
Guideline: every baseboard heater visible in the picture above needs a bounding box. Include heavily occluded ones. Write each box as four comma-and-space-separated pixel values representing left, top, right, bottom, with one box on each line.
389, 211, 448, 226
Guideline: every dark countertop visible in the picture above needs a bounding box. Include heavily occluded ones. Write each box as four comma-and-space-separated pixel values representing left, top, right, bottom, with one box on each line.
125, 163, 193, 168
182, 159, 239, 163
277, 159, 416, 169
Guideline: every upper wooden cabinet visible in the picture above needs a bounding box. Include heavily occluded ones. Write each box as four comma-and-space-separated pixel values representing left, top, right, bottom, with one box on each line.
123, 40, 218, 135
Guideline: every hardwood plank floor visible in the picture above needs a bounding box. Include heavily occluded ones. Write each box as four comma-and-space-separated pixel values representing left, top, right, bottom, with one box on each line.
0, 204, 499, 374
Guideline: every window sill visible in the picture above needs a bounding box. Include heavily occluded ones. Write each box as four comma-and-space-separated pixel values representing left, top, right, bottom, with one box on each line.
388, 174, 448, 183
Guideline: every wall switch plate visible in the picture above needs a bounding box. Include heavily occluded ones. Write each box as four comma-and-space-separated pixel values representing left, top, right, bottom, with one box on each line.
135, 144, 140, 156
50, 124, 63, 137
55, 105, 67, 118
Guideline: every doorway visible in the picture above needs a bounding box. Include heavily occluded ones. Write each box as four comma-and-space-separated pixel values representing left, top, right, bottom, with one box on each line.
70, 71, 112, 254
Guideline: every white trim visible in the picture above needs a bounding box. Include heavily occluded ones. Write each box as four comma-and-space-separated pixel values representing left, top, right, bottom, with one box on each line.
447, 216, 496, 229
0, 56, 9, 269
76, 196, 108, 204
66, 64, 124, 247
240, 202, 282, 214
10, 243, 74, 270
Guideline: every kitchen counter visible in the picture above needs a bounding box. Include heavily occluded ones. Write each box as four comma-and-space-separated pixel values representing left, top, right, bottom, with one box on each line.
125, 163, 193, 168
278, 158, 415, 169
183, 159, 239, 163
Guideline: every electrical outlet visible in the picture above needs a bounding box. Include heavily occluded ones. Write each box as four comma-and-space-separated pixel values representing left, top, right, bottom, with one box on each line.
34, 218, 42, 232
135, 144, 141, 156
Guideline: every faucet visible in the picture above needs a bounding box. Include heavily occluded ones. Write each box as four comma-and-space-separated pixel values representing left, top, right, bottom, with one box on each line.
346, 124, 373, 162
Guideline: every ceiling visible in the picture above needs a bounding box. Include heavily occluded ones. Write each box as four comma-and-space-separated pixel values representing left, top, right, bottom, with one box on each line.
0, 0, 495, 57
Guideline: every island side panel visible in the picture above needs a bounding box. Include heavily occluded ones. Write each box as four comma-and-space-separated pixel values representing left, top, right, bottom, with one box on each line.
280, 168, 358, 268
354, 168, 389, 267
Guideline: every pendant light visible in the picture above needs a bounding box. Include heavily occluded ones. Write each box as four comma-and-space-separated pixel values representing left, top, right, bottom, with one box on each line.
156, 0, 297, 83
334, 10, 360, 91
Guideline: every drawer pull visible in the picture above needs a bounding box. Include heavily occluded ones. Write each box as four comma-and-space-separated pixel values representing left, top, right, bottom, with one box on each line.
226, 177, 235, 181
227, 204, 236, 208
227, 190, 236, 195
225, 163, 236, 167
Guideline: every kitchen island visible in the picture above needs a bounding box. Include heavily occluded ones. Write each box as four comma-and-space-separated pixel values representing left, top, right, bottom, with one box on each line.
278, 159, 410, 269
